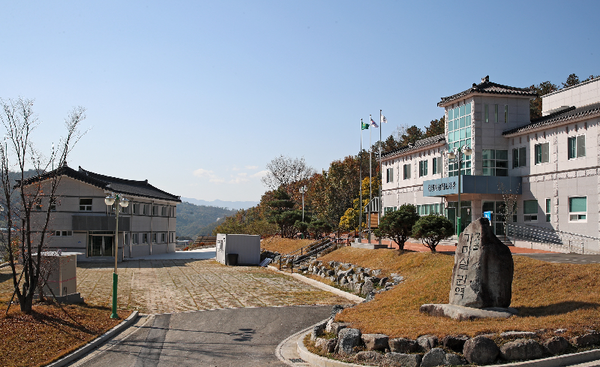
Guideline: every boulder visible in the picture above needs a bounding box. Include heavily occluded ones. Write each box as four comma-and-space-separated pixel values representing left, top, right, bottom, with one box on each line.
328, 322, 350, 335
500, 338, 546, 361
417, 334, 438, 351
421, 347, 446, 367
336, 328, 362, 355
315, 337, 337, 353
445, 352, 467, 366
362, 333, 389, 352
449, 218, 514, 308
544, 336, 570, 355
443, 334, 469, 353
310, 320, 327, 341
463, 336, 499, 365
571, 332, 600, 347
354, 351, 383, 364
500, 331, 537, 338
383, 352, 422, 367
361, 278, 375, 296
389, 337, 420, 353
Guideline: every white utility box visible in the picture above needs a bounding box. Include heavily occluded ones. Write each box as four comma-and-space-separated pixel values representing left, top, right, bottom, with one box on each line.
34, 251, 84, 303
216, 234, 260, 266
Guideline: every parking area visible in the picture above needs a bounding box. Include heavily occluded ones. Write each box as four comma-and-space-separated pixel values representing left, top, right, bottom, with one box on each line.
0, 254, 348, 314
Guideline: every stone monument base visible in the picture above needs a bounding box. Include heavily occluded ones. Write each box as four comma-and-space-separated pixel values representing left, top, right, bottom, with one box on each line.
420, 303, 518, 321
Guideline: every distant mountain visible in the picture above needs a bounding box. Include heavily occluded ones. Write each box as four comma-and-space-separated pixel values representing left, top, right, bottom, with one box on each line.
181, 197, 258, 210
176, 202, 237, 239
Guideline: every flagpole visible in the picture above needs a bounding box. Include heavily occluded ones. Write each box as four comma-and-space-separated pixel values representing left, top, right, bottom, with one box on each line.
368, 114, 372, 244
378, 109, 383, 247
358, 119, 363, 242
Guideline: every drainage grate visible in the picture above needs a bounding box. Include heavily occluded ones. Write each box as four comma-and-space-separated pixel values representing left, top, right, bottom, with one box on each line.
289, 358, 305, 363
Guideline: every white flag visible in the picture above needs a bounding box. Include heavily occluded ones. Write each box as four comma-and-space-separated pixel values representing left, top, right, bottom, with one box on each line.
380, 115, 387, 124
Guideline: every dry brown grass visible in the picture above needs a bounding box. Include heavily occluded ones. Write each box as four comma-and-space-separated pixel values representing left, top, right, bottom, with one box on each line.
261, 237, 314, 254
0, 302, 127, 367
319, 247, 600, 340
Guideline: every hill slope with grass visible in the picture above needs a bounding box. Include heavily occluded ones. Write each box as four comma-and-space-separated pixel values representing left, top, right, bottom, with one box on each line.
316, 247, 600, 340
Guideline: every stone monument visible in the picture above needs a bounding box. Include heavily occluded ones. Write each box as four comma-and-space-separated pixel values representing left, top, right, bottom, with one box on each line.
420, 218, 517, 320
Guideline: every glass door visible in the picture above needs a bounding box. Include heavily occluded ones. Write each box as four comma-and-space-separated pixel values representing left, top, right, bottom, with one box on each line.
88, 235, 114, 256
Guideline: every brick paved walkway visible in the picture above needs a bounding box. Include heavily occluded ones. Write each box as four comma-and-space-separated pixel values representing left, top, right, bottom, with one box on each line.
0, 259, 349, 314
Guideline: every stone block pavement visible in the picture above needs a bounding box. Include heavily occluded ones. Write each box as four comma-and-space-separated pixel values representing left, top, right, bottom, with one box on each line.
0, 252, 350, 314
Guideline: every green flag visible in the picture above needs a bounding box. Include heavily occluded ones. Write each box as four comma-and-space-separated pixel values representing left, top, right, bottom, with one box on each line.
361, 119, 369, 130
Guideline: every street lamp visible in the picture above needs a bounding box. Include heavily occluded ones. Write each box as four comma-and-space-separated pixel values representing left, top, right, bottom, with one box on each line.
447, 146, 472, 237
105, 192, 129, 319
299, 185, 307, 239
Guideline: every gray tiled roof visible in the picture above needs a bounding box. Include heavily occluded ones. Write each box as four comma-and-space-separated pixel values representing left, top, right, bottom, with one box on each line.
20, 165, 181, 202
381, 134, 446, 159
502, 102, 600, 136
438, 76, 537, 106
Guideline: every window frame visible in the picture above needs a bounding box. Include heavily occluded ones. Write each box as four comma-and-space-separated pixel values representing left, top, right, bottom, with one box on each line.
418, 160, 428, 177
386, 167, 393, 183
403, 163, 411, 180
534, 142, 549, 165
568, 135, 586, 159
568, 197, 587, 222
545, 198, 551, 222
79, 198, 93, 211
523, 200, 538, 222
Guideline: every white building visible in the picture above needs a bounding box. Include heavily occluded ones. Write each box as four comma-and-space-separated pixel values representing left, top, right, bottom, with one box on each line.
23, 165, 181, 260
381, 76, 600, 253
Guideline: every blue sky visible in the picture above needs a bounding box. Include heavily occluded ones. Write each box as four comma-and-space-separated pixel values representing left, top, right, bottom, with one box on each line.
1, 1, 599, 202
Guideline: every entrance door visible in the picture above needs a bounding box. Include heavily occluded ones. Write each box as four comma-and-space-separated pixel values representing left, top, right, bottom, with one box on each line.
88, 235, 114, 257
482, 201, 507, 235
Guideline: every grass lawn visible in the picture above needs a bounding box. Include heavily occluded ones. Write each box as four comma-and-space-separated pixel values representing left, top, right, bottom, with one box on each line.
0, 301, 127, 367
318, 247, 600, 340
261, 237, 314, 254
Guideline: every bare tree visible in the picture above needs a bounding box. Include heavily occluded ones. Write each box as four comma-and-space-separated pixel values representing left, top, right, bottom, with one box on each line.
0, 98, 85, 314
261, 155, 315, 191
498, 182, 520, 236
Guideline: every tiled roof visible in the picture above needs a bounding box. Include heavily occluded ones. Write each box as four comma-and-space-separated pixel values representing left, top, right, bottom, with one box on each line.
381, 134, 446, 159
502, 102, 600, 136
20, 165, 181, 202
438, 76, 537, 107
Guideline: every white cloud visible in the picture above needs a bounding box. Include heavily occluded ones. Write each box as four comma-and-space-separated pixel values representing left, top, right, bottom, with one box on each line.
192, 168, 225, 183
251, 170, 269, 178
245, 165, 259, 170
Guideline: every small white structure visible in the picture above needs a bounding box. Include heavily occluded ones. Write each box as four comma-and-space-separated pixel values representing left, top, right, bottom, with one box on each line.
216, 234, 260, 266
35, 251, 84, 303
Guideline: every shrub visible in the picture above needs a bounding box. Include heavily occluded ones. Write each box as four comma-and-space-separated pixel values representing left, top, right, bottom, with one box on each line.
412, 214, 454, 253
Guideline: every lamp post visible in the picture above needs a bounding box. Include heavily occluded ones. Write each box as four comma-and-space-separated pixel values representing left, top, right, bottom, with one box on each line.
447, 146, 472, 237
299, 185, 307, 222
104, 193, 129, 319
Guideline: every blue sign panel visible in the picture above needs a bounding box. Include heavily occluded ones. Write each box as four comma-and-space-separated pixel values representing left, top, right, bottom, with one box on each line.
423, 176, 460, 197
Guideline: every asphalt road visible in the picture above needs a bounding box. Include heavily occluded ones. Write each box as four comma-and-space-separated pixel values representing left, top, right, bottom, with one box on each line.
69, 305, 333, 367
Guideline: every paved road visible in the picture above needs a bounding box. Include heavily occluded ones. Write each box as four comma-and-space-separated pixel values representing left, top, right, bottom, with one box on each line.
514, 252, 600, 264
70, 305, 333, 367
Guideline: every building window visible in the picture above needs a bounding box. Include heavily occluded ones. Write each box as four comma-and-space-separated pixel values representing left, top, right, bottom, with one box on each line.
419, 160, 428, 177
79, 198, 92, 211
403, 164, 411, 180
494, 104, 498, 123
523, 200, 538, 222
482, 150, 508, 176
416, 203, 443, 216
512, 147, 526, 168
484, 104, 489, 123
152, 206, 158, 216
161, 233, 166, 243
161, 206, 167, 216
143, 233, 148, 243
54, 230, 73, 237
568, 135, 585, 159
534, 143, 549, 164
569, 197, 587, 222
545, 198, 551, 222
142, 205, 147, 215
504, 105, 509, 123
132, 203, 138, 215
432, 157, 442, 175
386, 167, 393, 183
446, 102, 471, 151
133, 233, 139, 244
121, 205, 129, 214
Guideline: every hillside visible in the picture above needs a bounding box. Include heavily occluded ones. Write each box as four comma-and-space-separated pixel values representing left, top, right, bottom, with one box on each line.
176, 201, 237, 239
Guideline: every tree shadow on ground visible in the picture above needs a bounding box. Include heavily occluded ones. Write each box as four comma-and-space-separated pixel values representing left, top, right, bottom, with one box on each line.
516, 301, 599, 317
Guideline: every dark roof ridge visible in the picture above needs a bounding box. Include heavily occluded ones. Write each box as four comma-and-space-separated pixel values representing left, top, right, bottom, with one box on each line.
503, 102, 600, 136
438, 76, 537, 106
382, 133, 446, 158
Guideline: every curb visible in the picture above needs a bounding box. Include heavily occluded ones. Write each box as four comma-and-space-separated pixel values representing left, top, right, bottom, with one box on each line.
267, 265, 365, 304
0, 262, 9, 268
45, 310, 139, 367
297, 327, 600, 367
